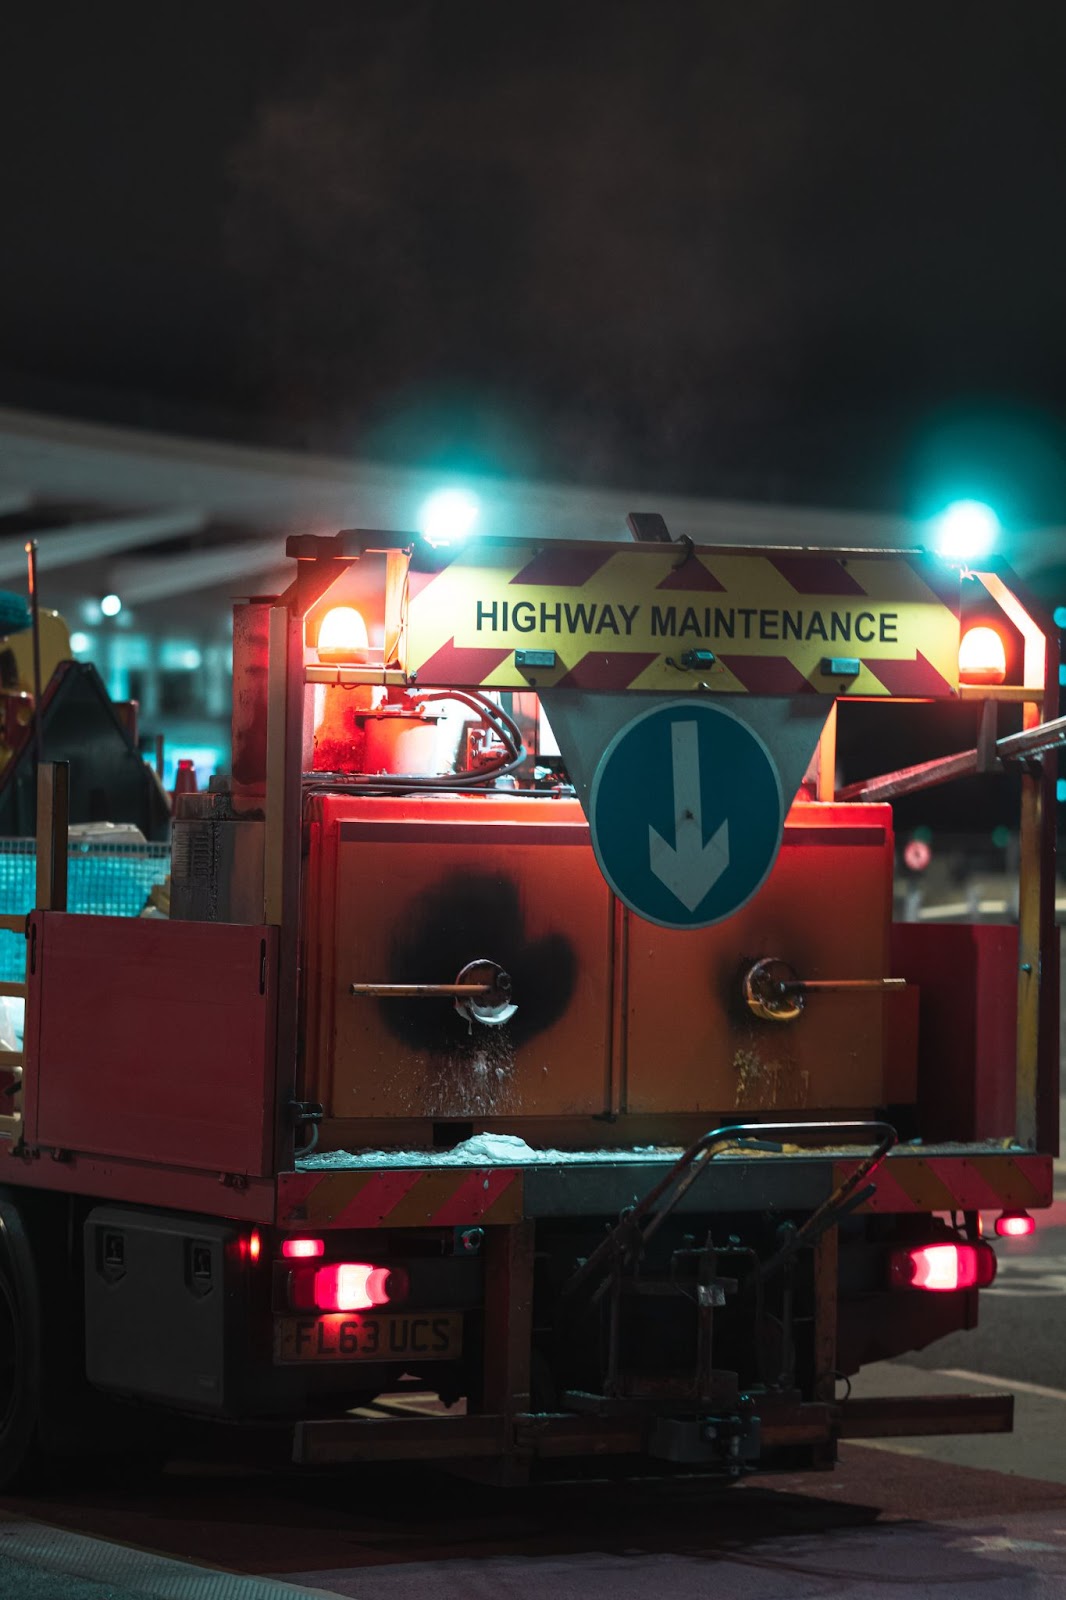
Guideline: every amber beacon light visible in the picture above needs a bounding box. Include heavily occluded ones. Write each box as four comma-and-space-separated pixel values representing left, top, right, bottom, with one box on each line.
957, 625, 1007, 686
317, 606, 370, 665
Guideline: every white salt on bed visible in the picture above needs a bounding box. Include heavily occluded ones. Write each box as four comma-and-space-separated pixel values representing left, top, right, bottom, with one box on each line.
298, 1132, 684, 1170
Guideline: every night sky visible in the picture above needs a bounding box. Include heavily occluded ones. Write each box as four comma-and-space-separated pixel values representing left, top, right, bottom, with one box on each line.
5, 4, 1066, 521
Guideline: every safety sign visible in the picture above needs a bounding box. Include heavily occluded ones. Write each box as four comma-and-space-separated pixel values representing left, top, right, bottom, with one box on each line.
404, 539, 960, 696
588, 700, 785, 928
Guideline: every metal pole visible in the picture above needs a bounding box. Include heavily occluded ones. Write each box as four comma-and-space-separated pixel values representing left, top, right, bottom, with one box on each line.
837, 714, 1066, 803
24, 541, 43, 774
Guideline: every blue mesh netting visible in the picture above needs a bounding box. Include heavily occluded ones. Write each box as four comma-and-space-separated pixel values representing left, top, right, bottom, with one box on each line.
0, 593, 32, 634
0, 840, 170, 982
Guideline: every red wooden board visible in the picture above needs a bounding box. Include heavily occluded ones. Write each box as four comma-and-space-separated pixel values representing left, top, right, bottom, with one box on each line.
27, 913, 277, 1176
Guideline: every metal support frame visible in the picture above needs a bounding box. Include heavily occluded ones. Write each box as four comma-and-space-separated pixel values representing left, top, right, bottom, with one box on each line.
264, 557, 360, 1171
835, 562, 1059, 1155
816, 702, 837, 801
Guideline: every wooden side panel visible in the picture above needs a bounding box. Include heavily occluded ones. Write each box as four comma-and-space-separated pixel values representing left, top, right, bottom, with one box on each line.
29, 912, 278, 1175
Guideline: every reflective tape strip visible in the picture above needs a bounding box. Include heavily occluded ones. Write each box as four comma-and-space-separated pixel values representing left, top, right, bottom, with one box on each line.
715, 654, 818, 694
834, 1154, 1053, 1214
278, 1168, 524, 1230
769, 555, 867, 595
655, 558, 726, 592
404, 541, 960, 695
552, 651, 659, 689
509, 546, 616, 586
861, 651, 957, 697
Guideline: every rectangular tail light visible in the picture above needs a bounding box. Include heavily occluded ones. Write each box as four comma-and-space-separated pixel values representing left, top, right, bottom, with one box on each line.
281, 1237, 325, 1259
995, 1212, 1036, 1238
889, 1241, 997, 1292
289, 1262, 399, 1313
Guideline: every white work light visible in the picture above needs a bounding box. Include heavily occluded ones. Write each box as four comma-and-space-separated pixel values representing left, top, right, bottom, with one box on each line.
933, 501, 999, 561
419, 488, 479, 547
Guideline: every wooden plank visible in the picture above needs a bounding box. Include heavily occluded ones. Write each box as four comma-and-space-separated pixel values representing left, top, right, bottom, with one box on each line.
294, 1414, 506, 1465
0, 915, 26, 934
812, 1230, 838, 1404
35, 762, 69, 912
0, 983, 26, 998
482, 1222, 535, 1423
1016, 768, 1042, 1147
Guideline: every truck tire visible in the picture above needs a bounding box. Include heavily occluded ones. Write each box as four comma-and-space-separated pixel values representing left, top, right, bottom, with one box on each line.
0, 1198, 44, 1488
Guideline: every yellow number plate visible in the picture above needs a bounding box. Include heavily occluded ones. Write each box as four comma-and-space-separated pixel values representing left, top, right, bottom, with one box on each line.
274, 1311, 462, 1364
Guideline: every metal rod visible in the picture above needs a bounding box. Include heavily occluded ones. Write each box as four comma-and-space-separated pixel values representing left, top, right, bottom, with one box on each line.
350, 982, 494, 998
998, 715, 1066, 761
563, 1119, 897, 1309
756, 1128, 897, 1283
24, 541, 43, 773
837, 714, 1066, 803
781, 978, 907, 993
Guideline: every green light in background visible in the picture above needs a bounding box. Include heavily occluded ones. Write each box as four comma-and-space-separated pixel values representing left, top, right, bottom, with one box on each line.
991, 825, 1010, 849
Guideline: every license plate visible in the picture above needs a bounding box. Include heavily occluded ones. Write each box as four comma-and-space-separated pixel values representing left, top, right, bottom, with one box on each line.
274, 1311, 462, 1364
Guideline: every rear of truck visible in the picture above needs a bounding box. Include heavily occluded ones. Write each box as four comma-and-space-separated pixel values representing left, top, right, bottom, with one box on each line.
0, 530, 1059, 1484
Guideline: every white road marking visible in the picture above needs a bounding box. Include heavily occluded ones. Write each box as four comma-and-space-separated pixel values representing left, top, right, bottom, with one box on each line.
985, 1254, 1066, 1297
936, 1367, 1066, 1403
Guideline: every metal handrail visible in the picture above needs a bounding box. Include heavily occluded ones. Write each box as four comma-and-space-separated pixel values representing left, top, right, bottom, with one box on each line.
562, 1119, 898, 1310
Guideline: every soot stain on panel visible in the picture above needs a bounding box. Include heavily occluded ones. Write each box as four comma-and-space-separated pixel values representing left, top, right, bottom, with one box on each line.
383, 871, 576, 1059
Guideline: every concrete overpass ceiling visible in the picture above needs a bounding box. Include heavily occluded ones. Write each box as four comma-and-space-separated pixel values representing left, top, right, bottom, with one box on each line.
0, 407, 1063, 618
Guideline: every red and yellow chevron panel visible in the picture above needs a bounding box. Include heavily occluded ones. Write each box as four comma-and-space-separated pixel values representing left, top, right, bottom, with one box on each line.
404, 540, 960, 696
833, 1152, 1053, 1214
277, 1167, 524, 1230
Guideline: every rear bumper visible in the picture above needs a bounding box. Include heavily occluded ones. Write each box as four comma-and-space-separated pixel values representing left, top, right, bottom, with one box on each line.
291, 1390, 1014, 1467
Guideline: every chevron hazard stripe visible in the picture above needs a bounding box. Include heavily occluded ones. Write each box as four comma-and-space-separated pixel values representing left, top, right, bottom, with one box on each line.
832, 1153, 1053, 1214
404, 539, 960, 695
277, 1167, 524, 1230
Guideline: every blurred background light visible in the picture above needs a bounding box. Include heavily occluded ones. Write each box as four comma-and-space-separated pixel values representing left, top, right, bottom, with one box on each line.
100, 592, 122, 617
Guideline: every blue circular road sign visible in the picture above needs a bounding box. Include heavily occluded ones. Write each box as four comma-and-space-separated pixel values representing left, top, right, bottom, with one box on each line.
589, 701, 785, 929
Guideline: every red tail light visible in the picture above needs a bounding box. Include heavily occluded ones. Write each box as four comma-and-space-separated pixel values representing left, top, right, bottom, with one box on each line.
995, 1212, 1036, 1238
281, 1237, 325, 1259
290, 1262, 395, 1313
889, 1241, 997, 1292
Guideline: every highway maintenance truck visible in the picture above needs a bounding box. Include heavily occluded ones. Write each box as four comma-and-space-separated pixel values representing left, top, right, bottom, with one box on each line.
0, 522, 1058, 1484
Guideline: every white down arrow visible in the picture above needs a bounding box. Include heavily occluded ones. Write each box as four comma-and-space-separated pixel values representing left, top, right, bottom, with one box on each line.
648, 720, 730, 911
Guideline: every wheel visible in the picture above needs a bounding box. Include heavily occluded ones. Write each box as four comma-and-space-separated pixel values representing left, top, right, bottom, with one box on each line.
0, 1199, 44, 1488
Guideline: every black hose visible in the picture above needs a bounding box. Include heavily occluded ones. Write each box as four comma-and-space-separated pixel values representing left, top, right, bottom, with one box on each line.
303, 688, 528, 795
